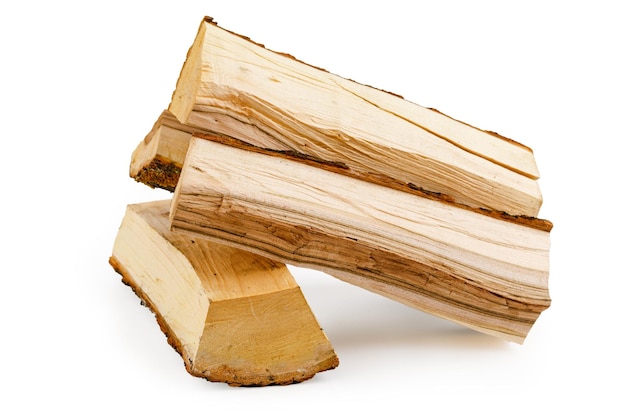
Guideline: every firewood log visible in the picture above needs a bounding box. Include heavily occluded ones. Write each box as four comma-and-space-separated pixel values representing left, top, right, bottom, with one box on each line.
166, 16, 543, 217
110, 200, 339, 386
169, 135, 552, 344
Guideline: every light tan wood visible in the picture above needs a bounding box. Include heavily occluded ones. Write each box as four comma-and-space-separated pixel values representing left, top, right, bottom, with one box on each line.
170, 136, 552, 344
110, 200, 338, 386
130, 110, 209, 191
167, 16, 543, 217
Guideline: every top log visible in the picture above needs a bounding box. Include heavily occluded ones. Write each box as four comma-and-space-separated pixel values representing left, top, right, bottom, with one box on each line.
168, 17, 543, 217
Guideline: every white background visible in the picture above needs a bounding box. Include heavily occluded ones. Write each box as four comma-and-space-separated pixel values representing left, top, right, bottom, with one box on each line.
2, 1, 624, 415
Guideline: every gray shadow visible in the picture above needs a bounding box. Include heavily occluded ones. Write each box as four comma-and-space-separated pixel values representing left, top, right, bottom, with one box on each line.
295, 269, 510, 352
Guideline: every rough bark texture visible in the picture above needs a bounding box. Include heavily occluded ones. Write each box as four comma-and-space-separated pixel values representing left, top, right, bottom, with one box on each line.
133, 155, 181, 192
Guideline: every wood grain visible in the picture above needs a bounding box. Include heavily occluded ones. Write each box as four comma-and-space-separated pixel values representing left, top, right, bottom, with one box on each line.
170, 136, 551, 343
110, 200, 338, 386
167, 17, 543, 217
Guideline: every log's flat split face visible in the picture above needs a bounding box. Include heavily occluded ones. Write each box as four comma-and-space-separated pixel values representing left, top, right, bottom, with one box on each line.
170, 136, 551, 344
168, 16, 544, 218
110, 200, 339, 386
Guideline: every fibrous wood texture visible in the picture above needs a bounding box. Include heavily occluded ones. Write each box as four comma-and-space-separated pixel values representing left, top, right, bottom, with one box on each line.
170, 135, 551, 344
116, 17, 552, 388
130, 110, 206, 191
110, 200, 338, 386
167, 16, 543, 217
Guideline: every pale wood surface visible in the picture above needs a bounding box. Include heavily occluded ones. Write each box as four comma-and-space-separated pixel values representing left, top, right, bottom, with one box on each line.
168, 17, 543, 217
130, 110, 206, 191
110, 200, 338, 386
171, 136, 551, 343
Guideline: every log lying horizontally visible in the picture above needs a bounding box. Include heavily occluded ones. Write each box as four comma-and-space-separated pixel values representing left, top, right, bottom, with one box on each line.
170, 135, 552, 344
110, 200, 338, 386
167, 16, 543, 217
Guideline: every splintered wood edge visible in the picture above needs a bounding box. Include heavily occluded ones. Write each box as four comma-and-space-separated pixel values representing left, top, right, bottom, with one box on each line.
192, 132, 553, 232
200, 16, 536, 158
426, 107, 534, 153
108, 256, 337, 386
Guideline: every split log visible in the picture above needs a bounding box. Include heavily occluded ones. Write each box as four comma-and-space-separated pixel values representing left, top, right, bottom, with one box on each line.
110, 200, 339, 386
170, 135, 552, 344
167, 16, 543, 217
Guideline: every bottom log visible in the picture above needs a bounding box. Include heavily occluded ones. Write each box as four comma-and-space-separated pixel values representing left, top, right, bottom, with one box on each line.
109, 200, 338, 386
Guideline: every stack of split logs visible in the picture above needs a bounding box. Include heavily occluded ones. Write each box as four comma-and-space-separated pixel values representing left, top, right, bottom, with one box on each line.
110, 17, 552, 387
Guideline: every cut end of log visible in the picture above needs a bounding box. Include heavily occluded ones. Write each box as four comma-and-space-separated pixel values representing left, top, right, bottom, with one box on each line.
191, 287, 341, 386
